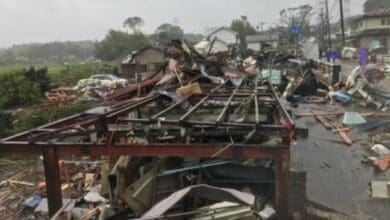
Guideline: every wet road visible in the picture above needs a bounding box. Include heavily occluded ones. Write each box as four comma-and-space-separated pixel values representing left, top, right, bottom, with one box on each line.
291, 104, 390, 220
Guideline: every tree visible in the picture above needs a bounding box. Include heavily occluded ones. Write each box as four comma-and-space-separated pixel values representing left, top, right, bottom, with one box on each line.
95, 30, 148, 61
364, 0, 390, 13
230, 16, 257, 54
155, 23, 184, 46
279, 4, 314, 43
23, 66, 50, 94
344, 15, 361, 31
123, 16, 145, 34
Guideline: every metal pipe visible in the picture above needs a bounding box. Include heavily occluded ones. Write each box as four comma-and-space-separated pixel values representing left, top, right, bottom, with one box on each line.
151, 95, 192, 119
216, 81, 242, 123
179, 82, 226, 121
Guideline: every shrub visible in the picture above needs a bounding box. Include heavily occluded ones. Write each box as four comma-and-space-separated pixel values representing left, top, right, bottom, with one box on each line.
50, 63, 117, 87
23, 66, 51, 94
13, 103, 93, 133
0, 70, 41, 109
0, 110, 13, 138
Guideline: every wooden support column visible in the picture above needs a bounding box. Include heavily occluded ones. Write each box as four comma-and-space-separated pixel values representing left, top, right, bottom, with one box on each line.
275, 148, 290, 218
43, 147, 63, 217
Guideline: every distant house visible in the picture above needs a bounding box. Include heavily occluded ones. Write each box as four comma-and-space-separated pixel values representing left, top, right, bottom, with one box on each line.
208, 27, 239, 46
350, 9, 390, 53
246, 32, 280, 51
194, 39, 229, 55
121, 47, 165, 79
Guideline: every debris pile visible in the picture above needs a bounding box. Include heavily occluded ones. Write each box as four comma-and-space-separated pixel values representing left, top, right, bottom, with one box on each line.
0, 40, 298, 219
45, 74, 128, 104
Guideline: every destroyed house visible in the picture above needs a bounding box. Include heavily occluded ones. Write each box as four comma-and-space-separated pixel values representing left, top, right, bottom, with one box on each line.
350, 9, 390, 53
0, 41, 307, 218
208, 27, 239, 46
246, 32, 280, 51
0, 77, 295, 218
194, 39, 229, 55
121, 47, 165, 79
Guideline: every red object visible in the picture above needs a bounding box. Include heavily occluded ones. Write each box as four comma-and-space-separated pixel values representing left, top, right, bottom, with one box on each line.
38, 181, 46, 189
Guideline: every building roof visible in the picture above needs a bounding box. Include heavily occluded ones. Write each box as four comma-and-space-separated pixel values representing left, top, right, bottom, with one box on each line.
349, 28, 390, 38
246, 33, 279, 43
208, 27, 238, 37
355, 8, 390, 21
194, 39, 227, 51
123, 47, 164, 64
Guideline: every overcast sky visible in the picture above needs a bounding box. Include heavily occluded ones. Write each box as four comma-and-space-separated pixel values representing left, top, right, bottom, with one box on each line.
0, 0, 366, 47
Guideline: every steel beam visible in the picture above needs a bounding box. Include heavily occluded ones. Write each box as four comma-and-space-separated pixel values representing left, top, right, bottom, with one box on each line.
0, 142, 288, 158
106, 94, 160, 118
151, 95, 192, 119
216, 82, 241, 123
180, 82, 226, 121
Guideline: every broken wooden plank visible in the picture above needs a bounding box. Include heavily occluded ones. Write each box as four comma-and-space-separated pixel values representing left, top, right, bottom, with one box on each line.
311, 111, 333, 129
333, 125, 353, 146
332, 127, 350, 133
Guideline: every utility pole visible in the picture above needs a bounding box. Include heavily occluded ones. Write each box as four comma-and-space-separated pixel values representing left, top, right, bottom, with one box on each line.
339, 0, 346, 46
325, 0, 332, 49
259, 22, 265, 32
320, 6, 326, 51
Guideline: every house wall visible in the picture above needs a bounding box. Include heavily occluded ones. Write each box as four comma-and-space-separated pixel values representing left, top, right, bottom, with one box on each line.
210, 29, 237, 45
356, 17, 390, 32
208, 41, 228, 53
247, 42, 261, 51
135, 49, 164, 65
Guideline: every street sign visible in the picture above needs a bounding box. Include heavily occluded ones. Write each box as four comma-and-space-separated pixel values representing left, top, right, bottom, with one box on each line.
289, 24, 301, 35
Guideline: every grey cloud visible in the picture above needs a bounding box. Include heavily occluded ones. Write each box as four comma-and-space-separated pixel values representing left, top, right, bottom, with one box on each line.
0, 0, 365, 47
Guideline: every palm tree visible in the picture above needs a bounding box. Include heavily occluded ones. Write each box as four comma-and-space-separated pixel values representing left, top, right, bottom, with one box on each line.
123, 17, 145, 34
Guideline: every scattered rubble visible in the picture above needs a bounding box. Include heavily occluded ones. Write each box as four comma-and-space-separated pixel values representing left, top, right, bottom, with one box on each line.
1, 38, 389, 219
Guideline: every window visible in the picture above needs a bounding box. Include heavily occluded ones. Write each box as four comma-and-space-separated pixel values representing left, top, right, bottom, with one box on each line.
381, 18, 386, 25
387, 18, 390, 25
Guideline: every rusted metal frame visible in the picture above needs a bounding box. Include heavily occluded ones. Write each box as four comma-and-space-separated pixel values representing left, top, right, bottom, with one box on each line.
120, 129, 260, 139
106, 94, 160, 118
116, 118, 288, 132
42, 146, 62, 217
0, 113, 92, 142
211, 128, 257, 157
151, 95, 192, 120
179, 82, 226, 121
191, 96, 276, 104
1, 142, 290, 217
269, 83, 294, 125
28, 117, 99, 142
0, 141, 289, 157
216, 82, 242, 123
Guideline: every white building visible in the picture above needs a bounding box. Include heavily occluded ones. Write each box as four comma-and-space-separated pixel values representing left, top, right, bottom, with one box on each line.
208, 27, 238, 45
246, 32, 280, 51
194, 39, 229, 55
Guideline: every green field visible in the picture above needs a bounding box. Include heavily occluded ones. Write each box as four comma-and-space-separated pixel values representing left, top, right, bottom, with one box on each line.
0, 61, 118, 87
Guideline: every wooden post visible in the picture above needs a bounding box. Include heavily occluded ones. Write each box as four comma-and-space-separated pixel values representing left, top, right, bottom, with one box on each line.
43, 147, 63, 217
275, 148, 289, 218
